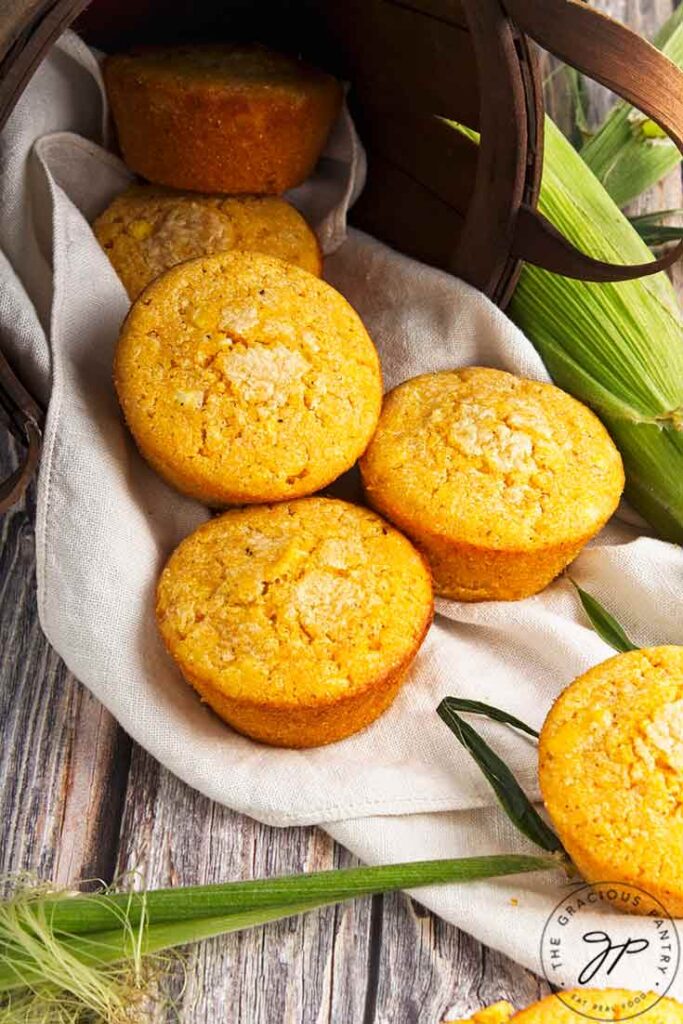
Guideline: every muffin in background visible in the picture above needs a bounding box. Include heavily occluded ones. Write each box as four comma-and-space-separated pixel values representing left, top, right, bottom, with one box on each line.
104, 44, 342, 194
156, 498, 434, 747
114, 251, 382, 506
360, 367, 624, 601
94, 186, 322, 299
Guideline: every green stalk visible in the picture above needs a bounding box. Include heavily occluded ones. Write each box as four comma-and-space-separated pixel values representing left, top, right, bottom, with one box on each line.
0, 855, 558, 1006
580, 5, 683, 207
31, 857, 555, 938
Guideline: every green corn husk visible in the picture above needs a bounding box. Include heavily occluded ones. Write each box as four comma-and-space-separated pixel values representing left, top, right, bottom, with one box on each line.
569, 580, 639, 653
0, 856, 557, 1020
580, 5, 683, 207
630, 209, 683, 247
509, 118, 683, 543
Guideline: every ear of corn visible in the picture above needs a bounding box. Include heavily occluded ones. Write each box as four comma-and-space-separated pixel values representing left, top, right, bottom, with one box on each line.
508, 118, 683, 543
579, 5, 683, 207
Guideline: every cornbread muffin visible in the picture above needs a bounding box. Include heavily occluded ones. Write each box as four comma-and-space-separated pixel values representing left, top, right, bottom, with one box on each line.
156, 498, 433, 747
114, 251, 382, 505
104, 44, 342, 194
539, 647, 683, 917
94, 186, 322, 299
457, 991, 683, 1022
446, 1003, 514, 1024
360, 368, 624, 601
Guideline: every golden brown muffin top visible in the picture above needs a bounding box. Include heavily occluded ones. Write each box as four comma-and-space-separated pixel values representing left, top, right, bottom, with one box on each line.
156, 498, 433, 705
114, 251, 382, 504
540, 646, 683, 910
360, 368, 624, 551
94, 186, 322, 299
105, 43, 339, 94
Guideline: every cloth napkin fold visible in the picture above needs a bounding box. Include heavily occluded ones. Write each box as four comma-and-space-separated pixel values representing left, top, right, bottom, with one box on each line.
2, 31, 683, 995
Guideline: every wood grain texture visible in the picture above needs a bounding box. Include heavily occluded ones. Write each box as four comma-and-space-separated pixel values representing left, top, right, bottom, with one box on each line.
0, 2, 679, 1021
0, 440, 130, 889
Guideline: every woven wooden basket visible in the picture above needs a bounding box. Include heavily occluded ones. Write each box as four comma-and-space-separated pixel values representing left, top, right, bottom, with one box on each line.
1, 0, 682, 510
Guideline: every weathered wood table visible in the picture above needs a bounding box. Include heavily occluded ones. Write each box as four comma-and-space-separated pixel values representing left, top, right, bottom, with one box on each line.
0, 2, 678, 1019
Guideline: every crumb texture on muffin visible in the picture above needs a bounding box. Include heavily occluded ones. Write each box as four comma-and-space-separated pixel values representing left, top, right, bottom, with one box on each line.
94, 186, 322, 298
360, 367, 624, 601
539, 646, 683, 916
114, 251, 382, 505
104, 44, 342, 194
156, 498, 433, 747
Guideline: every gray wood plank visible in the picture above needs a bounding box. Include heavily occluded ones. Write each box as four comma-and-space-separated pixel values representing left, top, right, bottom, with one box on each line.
114, 746, 375, 1024
0, 437, 131, 887
372, 895, 547, 1023
114, 748, 549, 1023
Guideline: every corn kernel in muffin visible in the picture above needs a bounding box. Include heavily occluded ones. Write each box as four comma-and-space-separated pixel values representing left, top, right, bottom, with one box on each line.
94, 186, 322, 298
360, 368, 624, 601
540, 646, 683, 917
104, 44, 342, 194
156, 497, 434, 747
114, 251, 382, 505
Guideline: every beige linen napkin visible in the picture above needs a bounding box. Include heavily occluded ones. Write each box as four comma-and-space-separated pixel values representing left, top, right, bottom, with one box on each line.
2, 31, 683, 995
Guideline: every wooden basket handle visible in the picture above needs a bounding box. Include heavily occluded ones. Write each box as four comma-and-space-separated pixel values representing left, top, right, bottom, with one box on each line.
503, 0, 683, 282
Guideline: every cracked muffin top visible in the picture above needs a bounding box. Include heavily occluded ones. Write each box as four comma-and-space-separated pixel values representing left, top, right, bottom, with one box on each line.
156, 498, 433, 707
94, 186, 322, 300
540, 646, 683, 917
360, 367, 624, 551
114, 251, 382, 505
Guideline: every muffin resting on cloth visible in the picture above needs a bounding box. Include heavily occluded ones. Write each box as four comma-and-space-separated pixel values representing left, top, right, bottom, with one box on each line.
156, 498, 434, 747
360, 367, 624, 601
104, 44, 342, 194
539, 645, 683, 917
450, 991, 683, 1021
93, 186, 322, 299
114, 251, 382, 505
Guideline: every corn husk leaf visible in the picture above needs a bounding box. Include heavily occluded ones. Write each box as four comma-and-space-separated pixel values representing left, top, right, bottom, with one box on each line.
438, 697, 539, 739
580, 5, 683, 207
630, 209, 683, 246
436, 700, 564, 855
570, 581, 639, 653
509, 119, 683, 543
